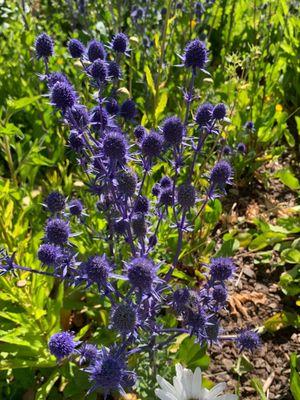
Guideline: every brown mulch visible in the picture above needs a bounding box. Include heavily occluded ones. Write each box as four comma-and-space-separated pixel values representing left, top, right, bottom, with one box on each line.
206, 158, 299, 399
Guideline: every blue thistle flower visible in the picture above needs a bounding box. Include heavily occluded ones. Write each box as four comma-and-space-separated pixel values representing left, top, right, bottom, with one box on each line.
212, 284, 227, 303
83, 255, 111, 288
245, 121, 254, 130
195, 102, 213, 127
50, 81, 77, 111
45, 218, 70, 245
111, 303, 137, 335
47, 72, 70, 89
173, 287, 190, 313
106, 98, 119, 115
108, 61, 122, 80
78, 343, 99, 366
223, 145, 232, 155
90, 106, 109, 131
66, 104, 89, 129
68, 38, 85, 58
127, 257, 157, 294
237, 143, 246, 153
162, 116, 184, 146
183, 39, 207, 70
68, 130, 85, 152
134, 125, 147, 141
152, 183, 161, 197
38, 243, 61, 265
160, 176, 172, 188
236, 330, 260, 352
90, 59, 108, 83
210, 160, 233, 189
103, 131, 128, 161
69, 199, 83, 216
134, 195, 149, 213
117, 170, 137, 197
177, 183, 196, 209
48, 331, 75, 359
206, 316, 220, 343
114, 219, 129, 235
112, 33, 128, 53
212, 103, 226, 120
45, 191, 65, 213
131, 213, 147, 237
35, 33, 54, 59
209, 257, 235, 282
87, 39, 106, 62
159, 187, 173, 206
120, 99, 136, 120
141, 131, 163, 158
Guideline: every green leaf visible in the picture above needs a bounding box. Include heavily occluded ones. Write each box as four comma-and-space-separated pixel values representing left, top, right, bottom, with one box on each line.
251, 378, 267, 400
264, 311, 300, 332
35, 370, 60, 400
233, 355, 254, 376
0, 123, 23, 138
174, 336, 210, 369
7, 96, 40, 112
144, 66, 156, 96
155, 92, 168, 120
281, 248, 300, 264
290, 353, 300, 400
249, 232, 286, 251
275, 169, 300, 191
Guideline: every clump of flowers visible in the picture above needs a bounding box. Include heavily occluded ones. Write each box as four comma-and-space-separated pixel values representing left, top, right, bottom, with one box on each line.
0, 33, 260, 399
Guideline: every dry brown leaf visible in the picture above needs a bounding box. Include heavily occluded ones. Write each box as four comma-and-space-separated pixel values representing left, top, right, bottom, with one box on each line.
245, 201, 260, 222
229, 291, 267, 319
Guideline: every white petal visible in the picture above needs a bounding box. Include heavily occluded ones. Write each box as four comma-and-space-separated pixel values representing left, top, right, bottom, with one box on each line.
157, 375, 177, 396
207, 382, 227, 397
155, 388, 178, 400
173, 376, 184, 396
175, 364, 184, 380
184, 369, 194, 399
192, 367, 202, 397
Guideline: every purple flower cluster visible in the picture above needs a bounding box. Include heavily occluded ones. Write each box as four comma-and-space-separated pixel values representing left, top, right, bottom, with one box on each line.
0, 32, 261, 399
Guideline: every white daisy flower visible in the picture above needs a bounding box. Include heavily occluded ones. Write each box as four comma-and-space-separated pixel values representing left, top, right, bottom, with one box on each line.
155, 364, 238, 400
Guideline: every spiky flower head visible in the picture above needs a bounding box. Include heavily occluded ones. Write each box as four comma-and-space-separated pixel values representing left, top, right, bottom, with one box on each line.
212, 284, 227, 303
160, 176, 172, 188
159, 188, 173, 206
120, 99, 136, 120
69, 199, 83, 216
87, 39, 106, 61
84, 255, 111, 287
68, 38, 85, 58
210, 160, 232, 188
134, 125, 147, 141
90, 106, 108, 131
195, 102, 213, 127
90, 59, 108, 83
108, 61, 122, 80
177, 183, 196, 209
69, 131, 85, 152
236, 330, 260, 352
45, 191, 65, 213
183, 39, 207, 70
47, 72, 70, 89
111, 303, 137, 335
38, 243, 60, 265
141, 131, 163, 158
223, 145, 232, 155
162, 116, 184, 146
131, 213, 147, 237
45, 218, 70, 245
209, 257, 235, 282
48, 331, 75, 359
127, 257, 156, 293
245, 121, 254, 130
237, 142, 246, 153
112, 33, 128, 53
212, 103, 226, 120
117, 170, 137, 197
152, 184, 161, 197
66, 104, 89, 129
50, 81, 76, 111
87, 348, 124, 393
78, 343, 99, 366
134, 195, 149, 213
114, 219, 129, 235
206, 316, 220, 342
173, 288, 190, 313
35, 33, 54, 59
103, 131, 127, 161
106, 98, 119, 115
